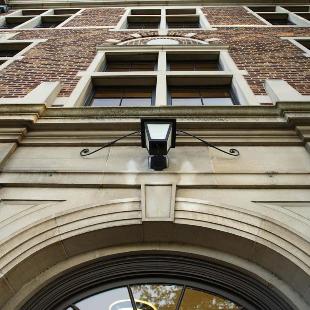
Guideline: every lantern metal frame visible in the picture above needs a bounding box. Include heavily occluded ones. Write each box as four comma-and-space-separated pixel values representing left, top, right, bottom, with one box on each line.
80, 118, 240, 170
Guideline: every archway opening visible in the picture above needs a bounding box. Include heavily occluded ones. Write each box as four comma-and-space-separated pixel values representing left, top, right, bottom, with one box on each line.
22, 253, 294, 310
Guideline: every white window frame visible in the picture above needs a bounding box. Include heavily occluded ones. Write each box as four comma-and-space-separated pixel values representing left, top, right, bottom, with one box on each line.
0, 8, 82, 30
245, 5, 310, 27
0, 36, 47, 71
64, 45, 258, 108
281, 36, 310, 57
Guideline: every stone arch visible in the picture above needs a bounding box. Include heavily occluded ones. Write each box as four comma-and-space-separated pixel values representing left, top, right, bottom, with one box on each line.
117, 35, 208, 46
0, 198, 309, 309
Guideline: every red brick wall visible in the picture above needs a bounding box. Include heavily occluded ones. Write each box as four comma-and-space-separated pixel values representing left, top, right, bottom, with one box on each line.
0, 7, 309, 98
64, 8, 125, 27
202, 6, 265, 25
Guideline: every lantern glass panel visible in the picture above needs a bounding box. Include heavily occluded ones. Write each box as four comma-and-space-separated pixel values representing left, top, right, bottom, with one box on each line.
146, 123, 170, 140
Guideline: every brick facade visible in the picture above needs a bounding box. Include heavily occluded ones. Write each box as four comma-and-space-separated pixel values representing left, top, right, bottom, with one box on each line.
0, 6, 309, 98
63, 8, 125, 27
202, 6, 265, 25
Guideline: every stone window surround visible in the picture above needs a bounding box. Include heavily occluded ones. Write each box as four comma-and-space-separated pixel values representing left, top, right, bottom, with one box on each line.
0, 8, 83, 29
63, 45, 258, 108
244, 5, 310, 27
282, 36, 310, 57
113, 6, 212, 35
0, 34, 47, 71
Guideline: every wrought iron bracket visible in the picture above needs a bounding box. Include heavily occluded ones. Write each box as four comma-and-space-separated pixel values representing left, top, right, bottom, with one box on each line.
80, 130, 240, 157
176, 130, 240, 157
80, 131, 141, 157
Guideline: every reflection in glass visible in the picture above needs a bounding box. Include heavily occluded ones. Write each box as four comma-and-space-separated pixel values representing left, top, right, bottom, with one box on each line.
170, 87, 235, 106
131, 284, 182, 310
68, 284, 242, 310
203, 98, 233, 106
180, 288, 240, 310
91, 87, 154, 107
75, 287, 132, 310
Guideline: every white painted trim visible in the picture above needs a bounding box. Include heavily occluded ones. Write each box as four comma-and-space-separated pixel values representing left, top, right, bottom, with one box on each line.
282, 36, 310, 57
220, 50, 259, 105
155, 50, 167, 106
114, 7, 130, 30
63, 45, 259, 107
265, 79, 310, 103
245, 5, 310, 27
56, 8, 83, 28
0, 81, 61, 105
0, 39, 47, 71
243, 6, 272, 25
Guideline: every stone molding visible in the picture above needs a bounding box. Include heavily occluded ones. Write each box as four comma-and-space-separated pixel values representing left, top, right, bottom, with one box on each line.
0, 196, 309, 309
7, 0, 310, 9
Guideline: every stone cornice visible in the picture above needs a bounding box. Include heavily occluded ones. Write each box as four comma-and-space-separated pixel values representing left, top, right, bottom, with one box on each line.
1, 103, 310, 130
6, 0, 310, 9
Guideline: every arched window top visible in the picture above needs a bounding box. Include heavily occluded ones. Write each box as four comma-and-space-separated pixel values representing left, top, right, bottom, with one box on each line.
147, 38, 180, 45
66, 282, 241, 310
118, 36, 208, 46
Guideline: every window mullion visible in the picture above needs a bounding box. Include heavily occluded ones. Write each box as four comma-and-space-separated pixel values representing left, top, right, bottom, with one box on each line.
155, 50, 167, 106
159, 7, 167, 35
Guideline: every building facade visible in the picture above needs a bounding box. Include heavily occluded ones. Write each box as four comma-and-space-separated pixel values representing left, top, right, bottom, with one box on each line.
0, 0, 310, 309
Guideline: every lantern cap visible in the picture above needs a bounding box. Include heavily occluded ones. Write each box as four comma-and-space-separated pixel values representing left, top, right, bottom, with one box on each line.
141, 118, 176, 149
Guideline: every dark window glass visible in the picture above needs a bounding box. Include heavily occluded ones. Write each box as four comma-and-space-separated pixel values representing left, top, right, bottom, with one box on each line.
258, 13, 295, 25
297, 13, 310, 21
0, 43, 30, 57
282, 6, 310, 12
170, 87, 235, 106
106, 61, 156, 72
0, 16, 33, 29
248, 6, 276, 12
21, 9, 47, 15
54, 9, 80, 15
36, 21, 61, 28
127, 22, 159, 29
91, 87, 154, 107
131, 9, 161, 15
166, 8, 196, 15
169, 61, 219, 71
167, 22, 200, 28
297, 39, 310, 50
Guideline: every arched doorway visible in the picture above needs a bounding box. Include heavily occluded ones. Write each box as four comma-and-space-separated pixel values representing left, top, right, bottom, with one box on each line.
22, 253, 294, 310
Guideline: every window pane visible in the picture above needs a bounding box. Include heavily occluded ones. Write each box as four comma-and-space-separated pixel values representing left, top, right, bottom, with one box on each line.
121, 98, 152, 106
124, 88, 153, 98
203, 98, 233, 106
75, 287, 133, 310
131, 62, 155, 71
127, 22, 159, 29
106, 62, 155, 72
200, 88, 231, 98
195, 62, 219, 71
180, 288, 240, 310
169, 62, 195, 71
106, 63, 132, 72
169, 61, 219, 71
170, 89, 200, 98
172, 98, 202, 106
167, 22, 200, 28
131, 284, 183, 310
91, 98, 120, 106
94, 89, 122, 98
